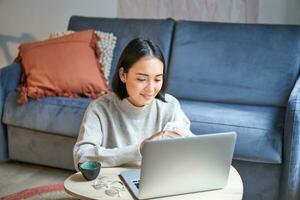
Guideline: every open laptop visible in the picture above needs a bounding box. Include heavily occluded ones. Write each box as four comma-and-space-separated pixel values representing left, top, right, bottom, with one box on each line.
119, 131, 237, 199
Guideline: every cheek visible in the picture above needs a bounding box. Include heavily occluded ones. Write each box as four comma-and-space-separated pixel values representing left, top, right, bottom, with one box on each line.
126, 81, 144, 93
154, 82, 163, 91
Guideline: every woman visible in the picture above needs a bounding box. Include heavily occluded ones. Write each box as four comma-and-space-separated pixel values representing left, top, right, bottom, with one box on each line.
73, 38, 193, 168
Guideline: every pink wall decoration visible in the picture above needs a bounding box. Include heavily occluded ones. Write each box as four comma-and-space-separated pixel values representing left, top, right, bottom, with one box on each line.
118, 0, 258, 23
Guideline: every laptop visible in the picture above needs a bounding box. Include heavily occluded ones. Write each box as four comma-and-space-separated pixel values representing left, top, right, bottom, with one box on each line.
119, 131, 237, 199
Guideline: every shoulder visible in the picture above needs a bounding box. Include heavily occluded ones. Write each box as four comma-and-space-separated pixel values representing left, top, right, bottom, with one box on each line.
155, 93, 180, 108
164, 93, 179, 104
87, 92, 117, 111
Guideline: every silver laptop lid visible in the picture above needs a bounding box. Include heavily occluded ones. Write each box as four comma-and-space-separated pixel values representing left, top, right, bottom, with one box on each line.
138, 131, 237, 199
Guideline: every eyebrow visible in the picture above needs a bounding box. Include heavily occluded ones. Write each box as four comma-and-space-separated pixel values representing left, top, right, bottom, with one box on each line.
136, 73, 163, 77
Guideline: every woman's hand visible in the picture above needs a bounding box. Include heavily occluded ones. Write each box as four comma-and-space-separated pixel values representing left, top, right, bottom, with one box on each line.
139, 130, 185, 154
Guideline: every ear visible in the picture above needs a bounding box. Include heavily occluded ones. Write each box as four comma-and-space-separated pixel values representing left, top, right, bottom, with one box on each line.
119, 67, 126, 83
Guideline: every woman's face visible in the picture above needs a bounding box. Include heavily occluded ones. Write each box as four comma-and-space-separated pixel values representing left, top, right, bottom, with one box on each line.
120, 56, 164, 107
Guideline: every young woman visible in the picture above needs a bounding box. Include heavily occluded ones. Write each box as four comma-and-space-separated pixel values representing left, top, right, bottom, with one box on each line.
73, 38, 193, 168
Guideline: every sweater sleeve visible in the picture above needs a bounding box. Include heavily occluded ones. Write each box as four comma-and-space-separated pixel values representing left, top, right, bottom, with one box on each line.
73, 102, 141, 170
164, 96, 195, 137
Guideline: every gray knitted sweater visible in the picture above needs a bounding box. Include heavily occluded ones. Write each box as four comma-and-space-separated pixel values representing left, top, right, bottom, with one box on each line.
73, 92, 193, 168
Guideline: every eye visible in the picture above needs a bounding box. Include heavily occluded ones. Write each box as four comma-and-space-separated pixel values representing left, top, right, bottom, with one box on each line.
155, 79, 162, 82
137, 78, 146, 82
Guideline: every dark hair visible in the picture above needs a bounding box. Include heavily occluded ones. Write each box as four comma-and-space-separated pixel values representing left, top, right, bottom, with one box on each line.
112, 38, 167, 102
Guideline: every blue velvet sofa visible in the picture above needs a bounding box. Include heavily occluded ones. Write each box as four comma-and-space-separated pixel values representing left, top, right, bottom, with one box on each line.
1, 16, 300, 200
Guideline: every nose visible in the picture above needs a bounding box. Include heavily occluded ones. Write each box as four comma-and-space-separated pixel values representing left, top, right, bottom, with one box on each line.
145, 80, 155, 93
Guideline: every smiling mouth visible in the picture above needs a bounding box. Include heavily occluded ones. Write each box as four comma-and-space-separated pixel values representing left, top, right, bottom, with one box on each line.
141, 94, 154, 99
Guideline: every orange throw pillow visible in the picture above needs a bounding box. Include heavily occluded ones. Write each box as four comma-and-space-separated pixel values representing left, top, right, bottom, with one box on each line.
15, 29, 110, 104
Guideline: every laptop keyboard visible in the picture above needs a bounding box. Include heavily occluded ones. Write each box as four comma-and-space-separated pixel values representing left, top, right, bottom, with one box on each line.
133, 180, 140, 189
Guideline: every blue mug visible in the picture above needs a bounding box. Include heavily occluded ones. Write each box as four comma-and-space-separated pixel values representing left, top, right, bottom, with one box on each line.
78, 161, 101, 181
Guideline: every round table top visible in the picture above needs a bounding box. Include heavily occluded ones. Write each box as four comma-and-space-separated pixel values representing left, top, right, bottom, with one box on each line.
64, 165, 243, 200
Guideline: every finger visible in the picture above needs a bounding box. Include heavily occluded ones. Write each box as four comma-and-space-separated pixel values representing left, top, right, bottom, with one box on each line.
152, 133, 165, 140
148, 131, 164, 140
153, 131, 164, 136
172, 129, 186, 137
163, 131, 183, 138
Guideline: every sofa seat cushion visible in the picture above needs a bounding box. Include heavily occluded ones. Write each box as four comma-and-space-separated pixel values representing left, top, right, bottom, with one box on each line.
3, 92, 90, 137
180, 99, 284, 164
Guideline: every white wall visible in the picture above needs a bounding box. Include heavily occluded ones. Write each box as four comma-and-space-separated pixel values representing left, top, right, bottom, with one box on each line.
1, 0, 300, 67
0, 0, 117, 67
286, 0, 300, 24
258, 0, 300, 24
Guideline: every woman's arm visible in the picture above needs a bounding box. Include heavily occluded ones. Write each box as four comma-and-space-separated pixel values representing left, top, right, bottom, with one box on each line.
73, 102, 141, 169
74, 141, 140, 169
165, 97, 194, 137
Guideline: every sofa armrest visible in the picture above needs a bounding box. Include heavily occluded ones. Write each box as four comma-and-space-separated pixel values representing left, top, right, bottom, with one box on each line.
281, 76, 300, 200
0, 63, 21, 160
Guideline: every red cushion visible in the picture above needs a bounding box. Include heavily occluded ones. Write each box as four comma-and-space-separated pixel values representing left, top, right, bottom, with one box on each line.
15, 29, 110, 104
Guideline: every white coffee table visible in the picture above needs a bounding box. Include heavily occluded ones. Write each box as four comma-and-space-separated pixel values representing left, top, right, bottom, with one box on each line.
64, 165, 243, 200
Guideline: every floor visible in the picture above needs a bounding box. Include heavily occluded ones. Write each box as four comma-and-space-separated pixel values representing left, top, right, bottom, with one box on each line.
0, 160, 74, 197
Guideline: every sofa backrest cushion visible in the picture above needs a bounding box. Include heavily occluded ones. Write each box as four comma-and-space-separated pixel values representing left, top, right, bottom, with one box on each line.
167, 21, 300, 106
68, 16, 174, 84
